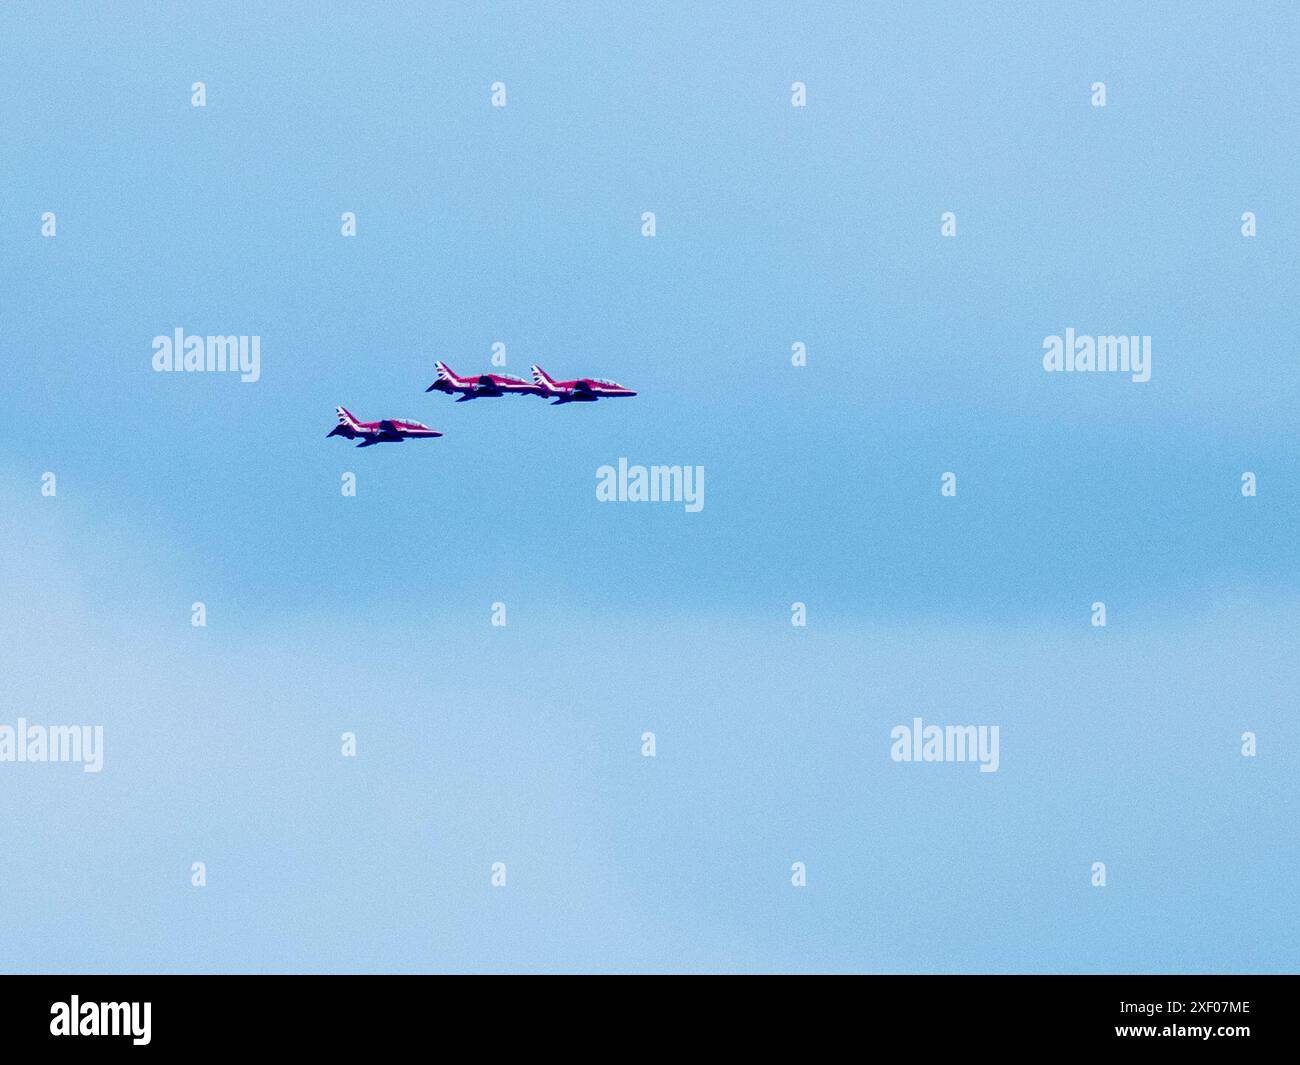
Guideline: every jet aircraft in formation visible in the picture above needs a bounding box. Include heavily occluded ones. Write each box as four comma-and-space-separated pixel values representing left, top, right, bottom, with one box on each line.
326, 407, 443, 447
426, 361, 541, 400
529, 364, 638, 404
330, 361, 636, 445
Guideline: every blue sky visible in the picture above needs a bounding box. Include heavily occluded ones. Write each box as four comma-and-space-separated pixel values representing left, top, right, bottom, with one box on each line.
0, 1, 1296, 972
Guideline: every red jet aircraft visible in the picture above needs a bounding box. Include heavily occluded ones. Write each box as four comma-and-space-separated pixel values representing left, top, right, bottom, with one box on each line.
327, 406, 443, 447
426, 361, 543, 401
530, 365, 637, 404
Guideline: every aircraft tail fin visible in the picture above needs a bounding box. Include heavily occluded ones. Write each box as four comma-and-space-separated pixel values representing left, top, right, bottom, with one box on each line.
531, 364, 560, 393
336, 406, 362, 431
